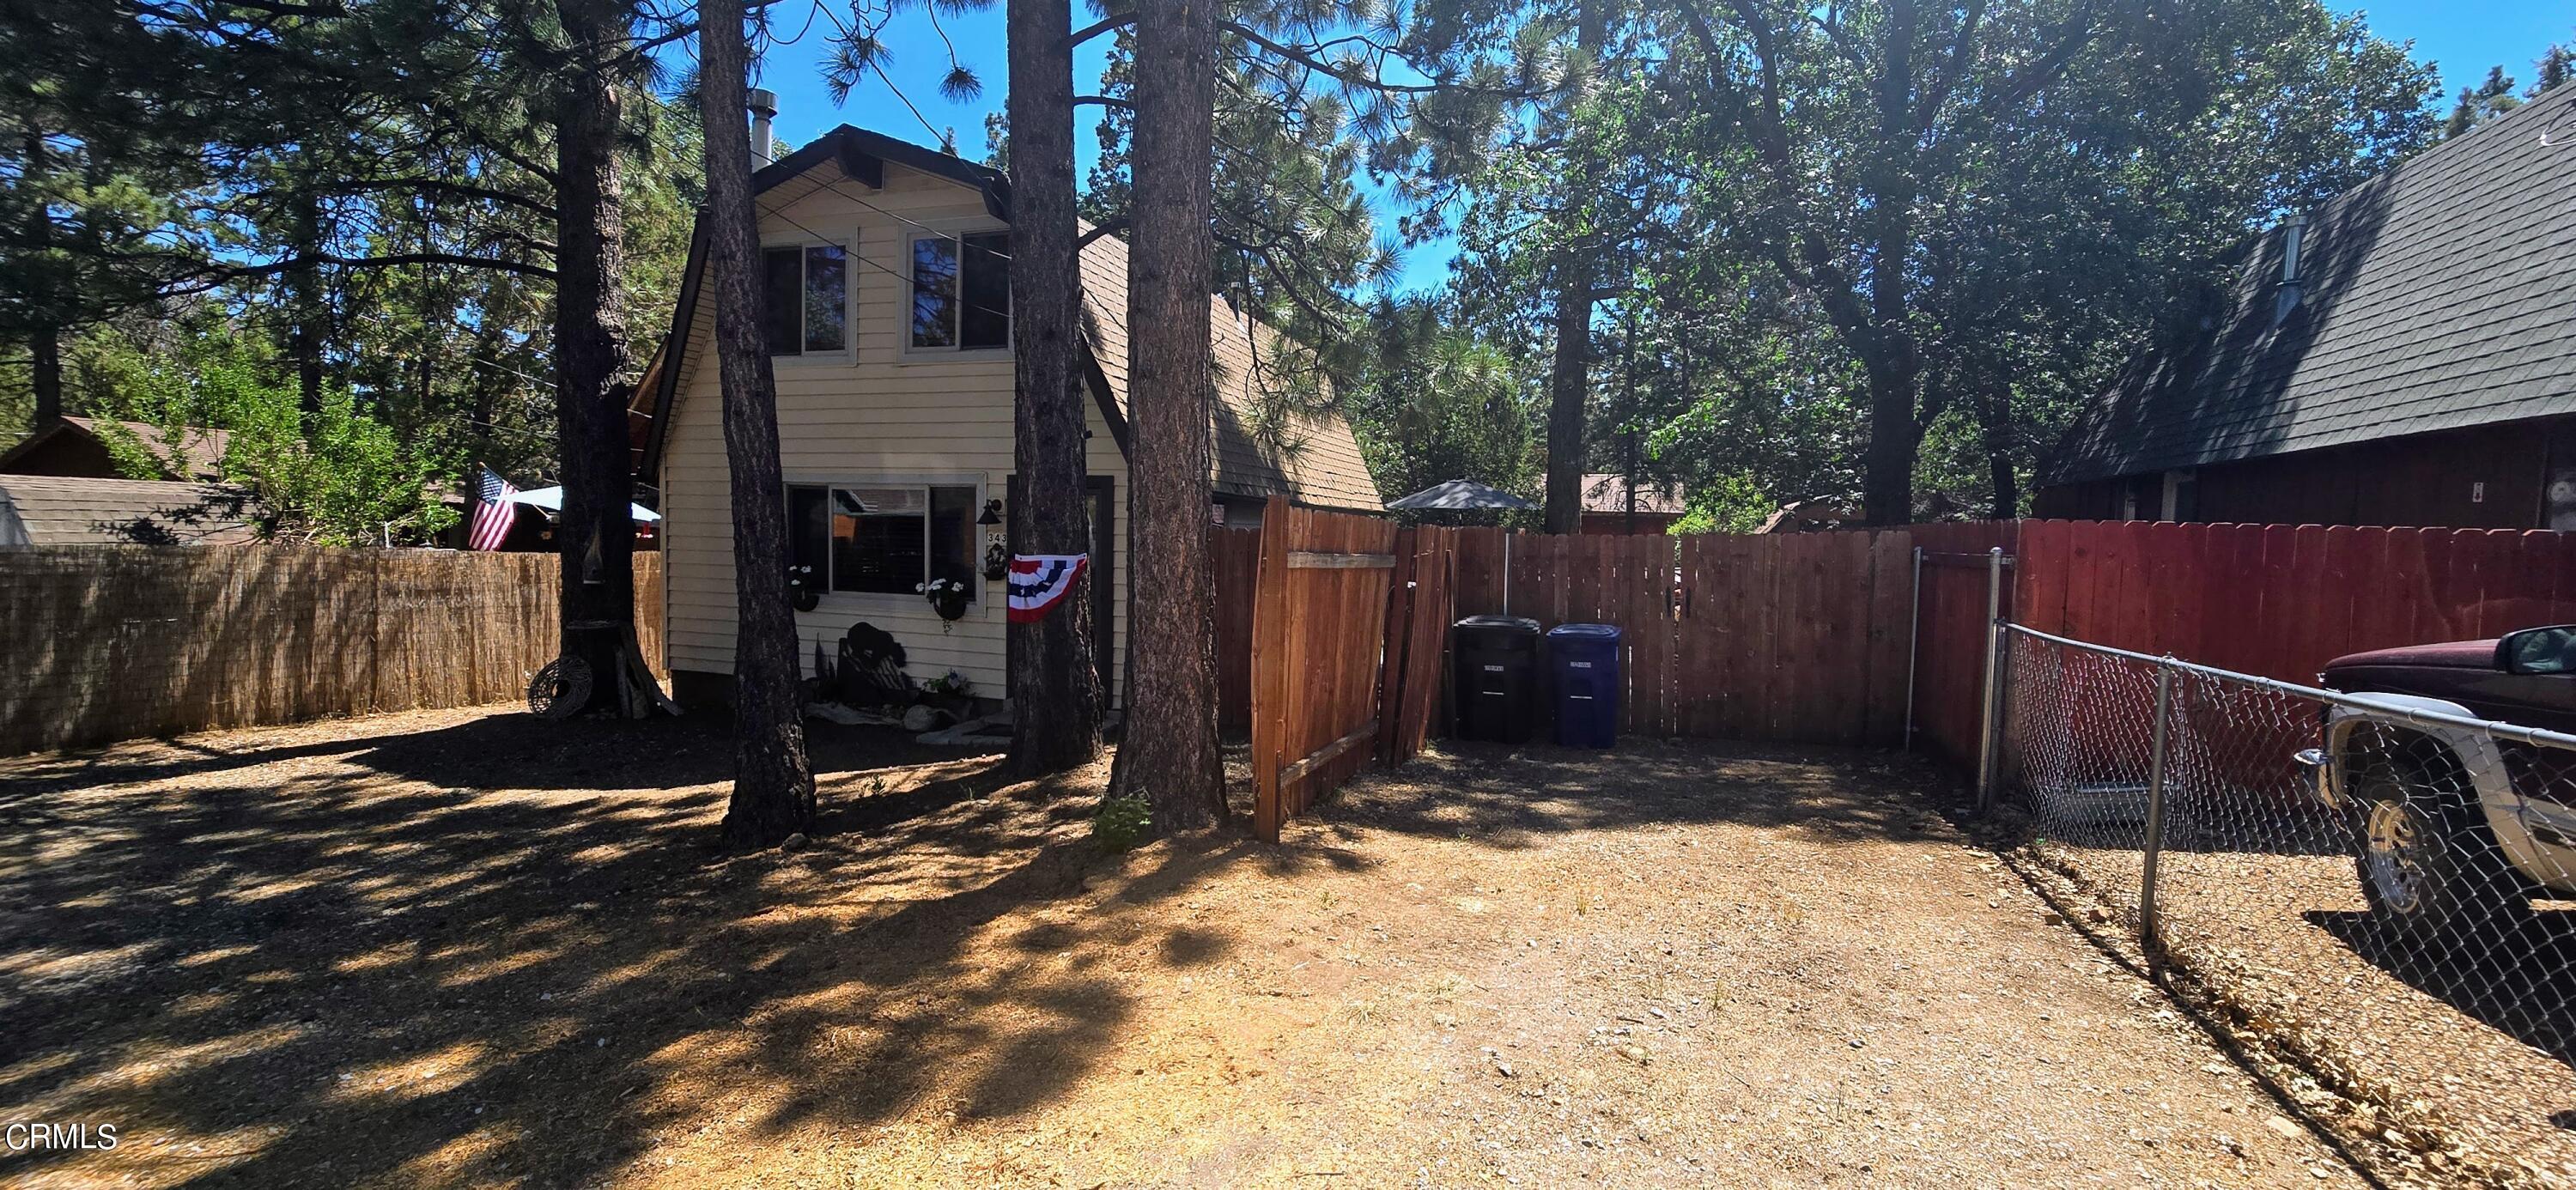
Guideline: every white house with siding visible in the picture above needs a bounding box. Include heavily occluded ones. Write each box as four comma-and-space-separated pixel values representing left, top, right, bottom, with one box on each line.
635, 124, 1382, 710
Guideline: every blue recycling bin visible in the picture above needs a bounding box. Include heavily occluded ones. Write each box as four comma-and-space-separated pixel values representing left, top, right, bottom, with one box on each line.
1546, 623, 1622, 747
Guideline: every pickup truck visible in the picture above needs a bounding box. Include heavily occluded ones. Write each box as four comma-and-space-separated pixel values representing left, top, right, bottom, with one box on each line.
2302, 625, 2576, 948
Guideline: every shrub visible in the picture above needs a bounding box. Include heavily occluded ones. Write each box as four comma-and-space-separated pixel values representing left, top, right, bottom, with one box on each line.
1091, 795, 1153, 853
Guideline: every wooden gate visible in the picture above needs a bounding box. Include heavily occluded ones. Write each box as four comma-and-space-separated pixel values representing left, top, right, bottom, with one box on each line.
1249, 496, 1399, 841
1375, 524, 1457, 768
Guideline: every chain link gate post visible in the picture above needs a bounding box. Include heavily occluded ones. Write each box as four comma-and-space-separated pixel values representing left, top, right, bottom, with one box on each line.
2139, 659, 2176, 968
1975, 547, 2007, 812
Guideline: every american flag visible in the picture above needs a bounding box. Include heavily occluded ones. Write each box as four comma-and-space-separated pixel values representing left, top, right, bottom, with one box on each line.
468, 466, 519, 551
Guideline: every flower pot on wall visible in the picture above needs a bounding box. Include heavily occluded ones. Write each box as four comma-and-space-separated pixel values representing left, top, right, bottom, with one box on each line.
920, 578, 971, 628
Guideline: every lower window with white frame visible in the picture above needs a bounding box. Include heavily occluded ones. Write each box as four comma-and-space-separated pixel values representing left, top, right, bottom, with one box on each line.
787, 482, 981, 600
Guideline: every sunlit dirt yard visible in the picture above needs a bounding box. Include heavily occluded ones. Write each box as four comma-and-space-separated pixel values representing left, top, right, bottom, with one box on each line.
2, 706, 2371, 1187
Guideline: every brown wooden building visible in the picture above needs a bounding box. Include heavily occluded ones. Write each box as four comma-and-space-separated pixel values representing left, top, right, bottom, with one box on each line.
1578, 473, 1686, 535
0, 417, 230, 482
2035, 84, 2576, 531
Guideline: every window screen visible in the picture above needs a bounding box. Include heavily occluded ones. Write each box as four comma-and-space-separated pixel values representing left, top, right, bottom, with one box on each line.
830, 487, 927, 594
909, 237, 959, 349
762, 244, 848, 356
928, 484, 979, 594
762, 247, 803, 356
787, 485, 830, 587
959, 233, 1011, 349
800, 246, 847, 352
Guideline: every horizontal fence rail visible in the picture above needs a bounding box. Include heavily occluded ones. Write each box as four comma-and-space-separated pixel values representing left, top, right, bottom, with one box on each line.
0, 546, 663, 755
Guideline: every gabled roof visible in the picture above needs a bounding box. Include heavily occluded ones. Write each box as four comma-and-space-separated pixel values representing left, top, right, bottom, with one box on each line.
0, 416, 231, 481
0, 476, 261, 546
2046, 83, 2576, 485
639, 124, 1382, 513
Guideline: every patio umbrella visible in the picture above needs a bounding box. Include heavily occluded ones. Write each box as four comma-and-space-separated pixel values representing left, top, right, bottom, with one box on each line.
1386, 478, 1538, 512
504, 485, 664, 523
1386, 479, 1535, 616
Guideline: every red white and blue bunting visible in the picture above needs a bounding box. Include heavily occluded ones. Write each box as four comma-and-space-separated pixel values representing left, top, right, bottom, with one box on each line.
1006, 555, 1089, 623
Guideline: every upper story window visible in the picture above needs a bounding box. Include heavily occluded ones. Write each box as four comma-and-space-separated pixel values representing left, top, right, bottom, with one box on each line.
762, 243, 848, 356
909, 232, 1010, 350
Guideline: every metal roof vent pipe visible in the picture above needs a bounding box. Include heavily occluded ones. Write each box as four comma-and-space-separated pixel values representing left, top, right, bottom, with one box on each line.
2271, 211, 2308, 326
747, 88, 778, 169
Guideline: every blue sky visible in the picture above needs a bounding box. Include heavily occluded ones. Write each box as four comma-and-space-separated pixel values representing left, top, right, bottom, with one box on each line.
736, 1, 2573, 295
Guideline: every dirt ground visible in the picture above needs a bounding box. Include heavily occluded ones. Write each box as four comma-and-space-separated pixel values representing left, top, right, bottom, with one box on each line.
2, 706, 2379, 1187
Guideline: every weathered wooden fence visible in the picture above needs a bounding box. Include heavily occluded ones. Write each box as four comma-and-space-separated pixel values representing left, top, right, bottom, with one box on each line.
0, 546, 664, 755
1210, 525, 1261, 734
1235, 514, 2576, 836
1375, 523, 1457, 767
1248, 498, 1400, 841
1446, 527, 1919, 746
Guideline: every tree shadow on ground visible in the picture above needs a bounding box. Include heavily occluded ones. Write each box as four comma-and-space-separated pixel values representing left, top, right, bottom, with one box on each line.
2, 719, 1953, 1187
1308, 737, 1961, 852
0, 711, 1266, 1188
2307, 908, 2576, 1066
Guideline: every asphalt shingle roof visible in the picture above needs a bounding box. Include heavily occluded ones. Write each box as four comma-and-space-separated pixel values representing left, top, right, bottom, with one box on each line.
2045, 84, 2576, 485
0, 477, 262, 546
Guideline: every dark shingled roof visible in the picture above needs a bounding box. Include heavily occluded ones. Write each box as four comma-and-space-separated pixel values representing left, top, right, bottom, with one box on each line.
2045, 83, 2576, 486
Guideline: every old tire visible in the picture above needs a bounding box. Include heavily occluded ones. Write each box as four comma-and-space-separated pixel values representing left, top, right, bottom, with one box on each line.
2348, 746, 2530, 956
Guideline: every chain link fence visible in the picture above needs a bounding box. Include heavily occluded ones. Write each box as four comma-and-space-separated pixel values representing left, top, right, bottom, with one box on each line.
1990, 623, 2576, 1186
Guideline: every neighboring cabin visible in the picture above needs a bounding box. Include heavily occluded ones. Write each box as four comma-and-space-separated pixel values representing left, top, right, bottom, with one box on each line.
0, 416, 230, 482
636, 123, 1382, 711
0, 419, 258, 546
1578, 473, 1686, 535
0, 476, 259, 547
2035, 83, 2576, 529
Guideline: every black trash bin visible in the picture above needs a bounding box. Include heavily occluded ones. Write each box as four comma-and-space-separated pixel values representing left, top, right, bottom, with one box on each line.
1452, 616, 1542, 743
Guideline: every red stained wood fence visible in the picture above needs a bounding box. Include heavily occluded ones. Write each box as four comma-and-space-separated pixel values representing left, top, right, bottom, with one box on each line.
1210, 525, 1261, 733
2011, 520, 2576, 686
1907, 522, 2020, 768
1249, 497, 1401, 841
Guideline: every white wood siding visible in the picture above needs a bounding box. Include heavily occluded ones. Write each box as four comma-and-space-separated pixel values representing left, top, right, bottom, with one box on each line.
660, 165, 1131, 705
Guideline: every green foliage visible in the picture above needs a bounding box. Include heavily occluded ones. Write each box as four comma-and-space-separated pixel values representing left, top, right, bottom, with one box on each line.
1405, 0, 2445, 525
2, 1, 703, 487
1344, 294, 1536, 505
1091, 795, 1155, 853
97, 338, 459, 547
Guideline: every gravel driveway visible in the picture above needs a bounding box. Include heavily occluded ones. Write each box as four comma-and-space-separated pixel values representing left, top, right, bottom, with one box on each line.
0, 709, 2366, 1187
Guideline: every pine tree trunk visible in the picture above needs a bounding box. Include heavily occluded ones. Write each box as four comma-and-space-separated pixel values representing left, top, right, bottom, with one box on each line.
28, 326, 59, 426
1542, 281, 1591, 535
552, 0, 657, 717
698, 0, 816, 846
289, 191, 325, 418
22, 132, 60, 427
1109, 0, 1224, 833
1540, 0, 1607, 537
1005, 0, 1103, 775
